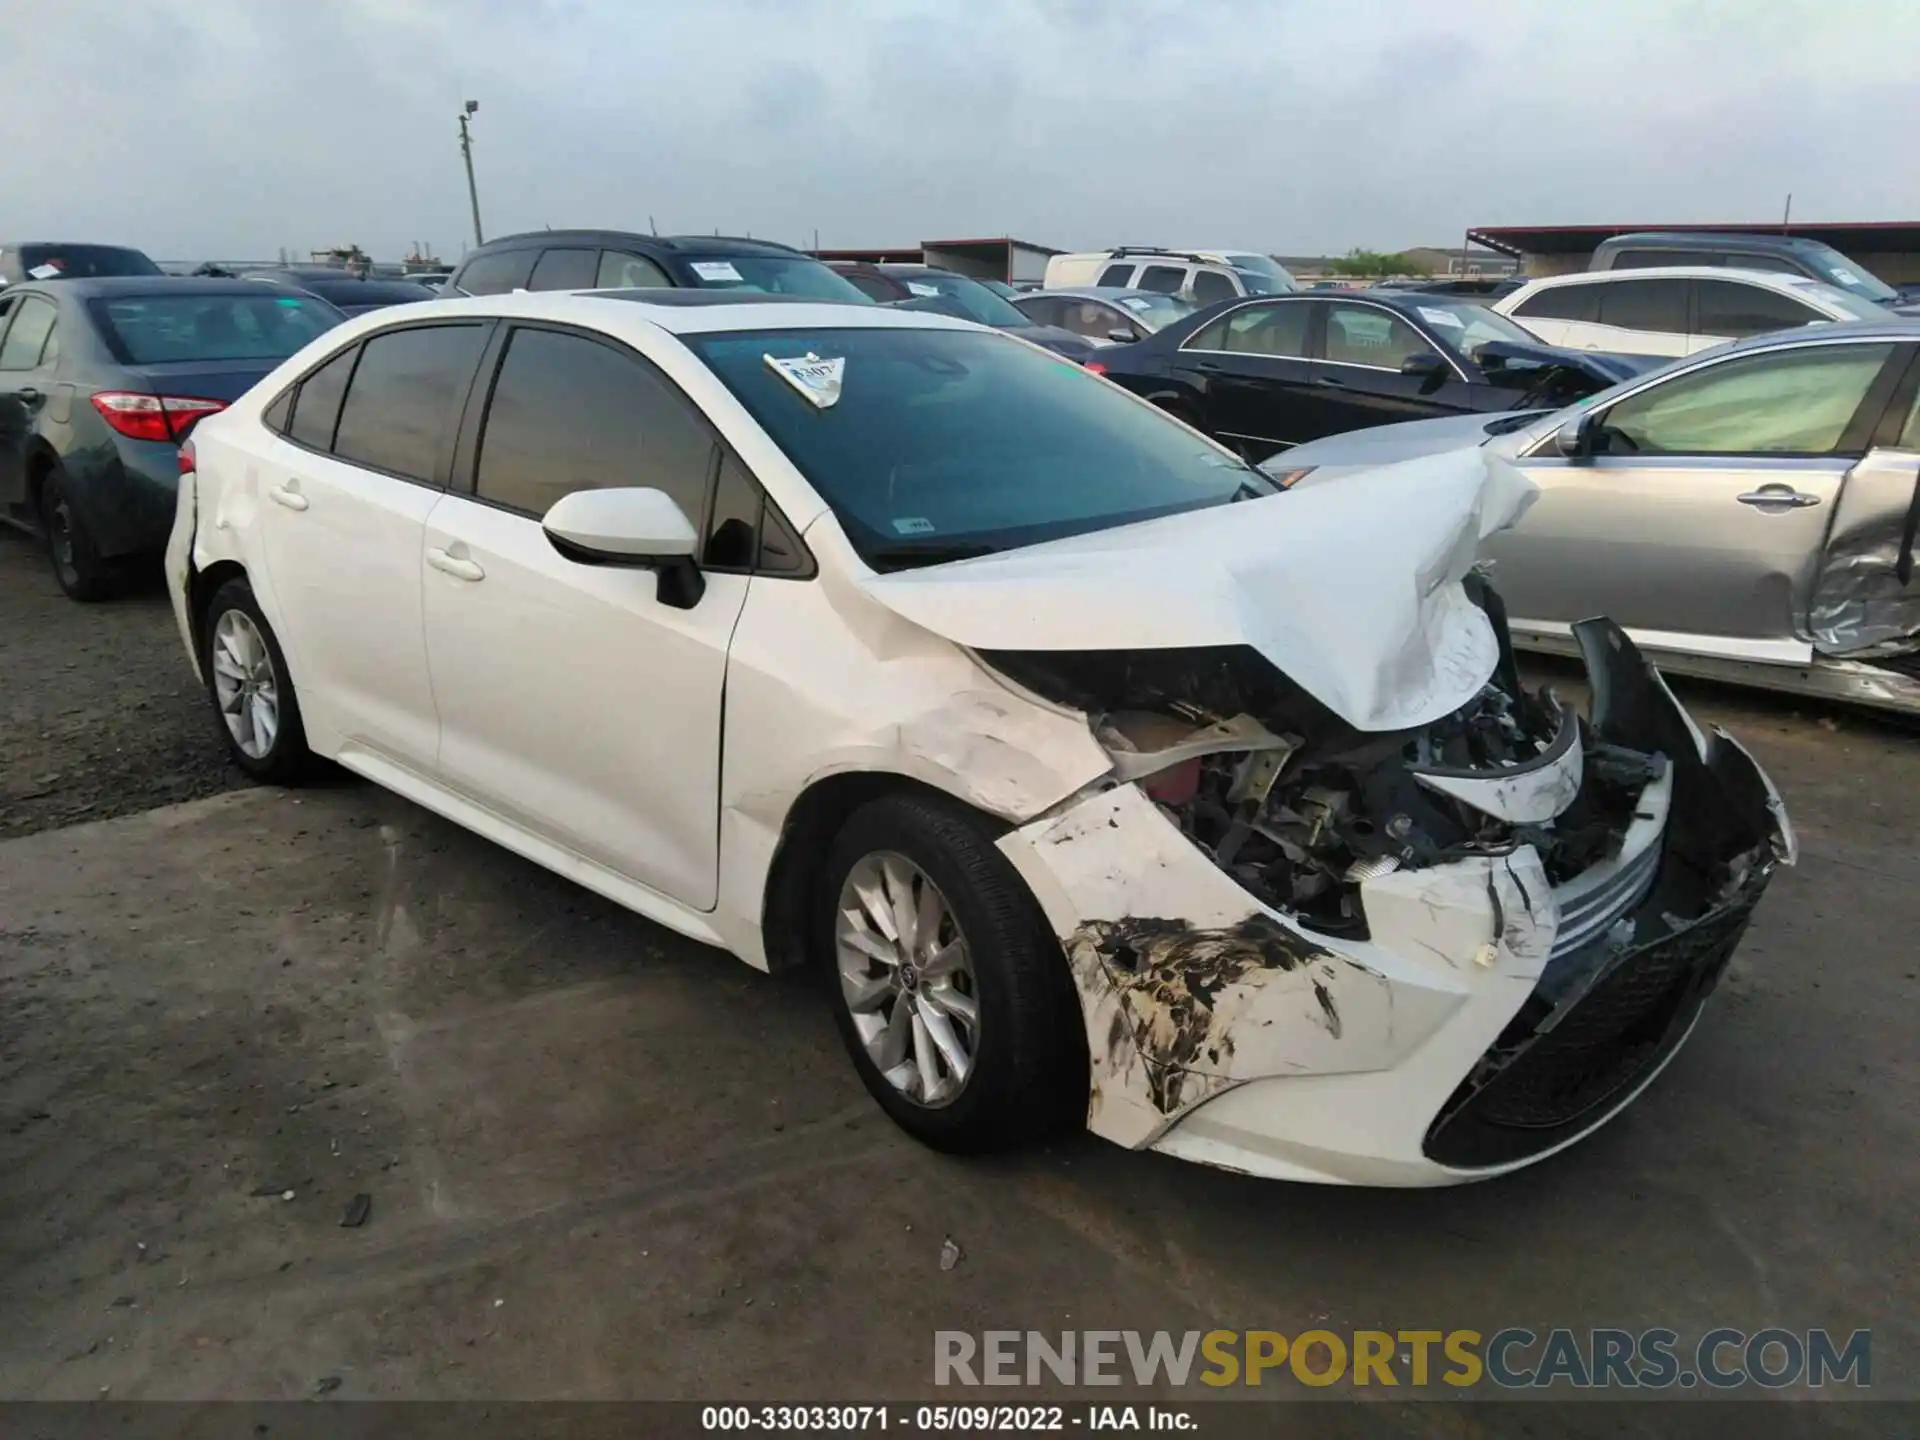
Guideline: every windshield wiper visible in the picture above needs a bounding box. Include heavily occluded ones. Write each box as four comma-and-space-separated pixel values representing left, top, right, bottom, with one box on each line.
864, 542, 1000, 570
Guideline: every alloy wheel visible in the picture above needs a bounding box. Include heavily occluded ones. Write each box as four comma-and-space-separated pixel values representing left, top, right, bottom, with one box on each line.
210, 609, 281, 759
835, 851, 980, 1108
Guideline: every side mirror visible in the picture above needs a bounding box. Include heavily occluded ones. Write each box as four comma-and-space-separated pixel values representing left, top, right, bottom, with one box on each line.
1107, 327, 1138, 344
1555, 411, 1597, 461
1400, 351, 1448, 393
542, 487, 706, 608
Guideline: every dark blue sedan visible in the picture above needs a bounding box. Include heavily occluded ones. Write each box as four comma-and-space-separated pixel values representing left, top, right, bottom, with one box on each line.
1086, 288, 1656, 463
0, 277, 342, 599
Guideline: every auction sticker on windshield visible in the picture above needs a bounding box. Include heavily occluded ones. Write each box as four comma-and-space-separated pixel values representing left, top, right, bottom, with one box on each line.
891, 517, 936, 535
765, 352, 846, 408
27, 263, 62, 279
1418, 306, 1464, 328
907, 282, 941, 297
691, 260, 743, 282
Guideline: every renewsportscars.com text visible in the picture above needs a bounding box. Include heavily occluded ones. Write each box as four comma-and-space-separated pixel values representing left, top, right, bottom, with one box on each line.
934, 1328, 1871, 1391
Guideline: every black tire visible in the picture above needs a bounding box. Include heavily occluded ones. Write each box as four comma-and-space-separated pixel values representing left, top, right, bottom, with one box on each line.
200, 578, 316, 784
39, 466, 113, 602
819, 790, 1087, 1153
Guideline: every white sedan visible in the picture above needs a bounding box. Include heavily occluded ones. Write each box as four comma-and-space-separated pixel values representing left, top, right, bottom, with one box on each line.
166, 289, 1793, 1185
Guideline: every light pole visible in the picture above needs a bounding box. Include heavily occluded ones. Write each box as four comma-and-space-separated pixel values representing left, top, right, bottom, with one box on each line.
458, 100, 484, 248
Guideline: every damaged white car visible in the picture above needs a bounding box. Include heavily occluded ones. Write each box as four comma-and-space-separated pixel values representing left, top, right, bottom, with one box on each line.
166, 290, 1795, 1186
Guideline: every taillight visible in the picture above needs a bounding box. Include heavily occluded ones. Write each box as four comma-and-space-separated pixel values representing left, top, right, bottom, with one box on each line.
178, 438, 197, 476
1083, 360, 1108, 375
90, 391, 228, 443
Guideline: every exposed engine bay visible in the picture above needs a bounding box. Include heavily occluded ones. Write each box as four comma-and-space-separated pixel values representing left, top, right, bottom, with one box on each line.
983, 577, 1668, 940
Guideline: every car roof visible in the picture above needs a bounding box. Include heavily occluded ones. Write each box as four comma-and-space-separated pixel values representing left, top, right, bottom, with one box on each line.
464, 230, 806, 258
1518, 265, 1820, 288
1695, 317, 1920, 356
1604, 231, 1828, 253
8, 276, 314, 298
351, 288, 976, 337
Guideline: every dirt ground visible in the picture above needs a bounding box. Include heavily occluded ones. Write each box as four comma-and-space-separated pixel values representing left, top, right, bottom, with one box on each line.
0, 534, 1913, 1431
0, 531, 241, 840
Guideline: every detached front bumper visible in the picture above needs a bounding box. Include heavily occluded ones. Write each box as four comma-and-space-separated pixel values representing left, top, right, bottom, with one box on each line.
996, 623, 1793, 1186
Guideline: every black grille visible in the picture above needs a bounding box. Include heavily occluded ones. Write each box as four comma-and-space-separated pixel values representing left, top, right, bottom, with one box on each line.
1424, 881, 1762, 1169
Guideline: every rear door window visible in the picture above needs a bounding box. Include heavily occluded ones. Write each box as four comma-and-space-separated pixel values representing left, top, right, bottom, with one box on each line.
0, 296, 58, 369
288, 345, 358, 451
454, 249, 535, 295
474, 325, 716, 522
1219, 301, 1312, 357
1694, 280, 1825, 337
527, 248, 600, 291
1190, 269, 1236, 305
1722, 253, 1804, 276
1513, 283, 1601, 323
1097, 263, 1135, 287
331, 324, 490, 483
596, 250, 673, 288
1612, 248, 1709, 269
1597, 279, 1689, 334
1138, 265, 1188, 294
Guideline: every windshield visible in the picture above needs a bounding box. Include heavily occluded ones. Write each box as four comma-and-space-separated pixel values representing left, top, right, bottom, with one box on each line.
1797, 243, 1899, 304
90, 292, 342, 364
1112, 292, 1197, 330
1780, 276, 1891, 321
1223, 253, 1296, 293
884, 271, 1028, 327
687, 327, 1272, 569
680, 254, 873, 303
301, 280, 436, 307
19, 244, 162, 279
1404, 297, 1541, 356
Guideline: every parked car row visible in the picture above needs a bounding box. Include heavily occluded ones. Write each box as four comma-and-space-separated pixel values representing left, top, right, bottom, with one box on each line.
1082, 287, 1655, 462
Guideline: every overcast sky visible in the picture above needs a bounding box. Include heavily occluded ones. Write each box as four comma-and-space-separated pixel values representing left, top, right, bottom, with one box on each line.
3, 0, 1915, 264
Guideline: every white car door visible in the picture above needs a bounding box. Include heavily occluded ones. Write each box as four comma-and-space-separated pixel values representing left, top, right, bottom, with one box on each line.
252, 321, 490, 764
420, 322, 749, 910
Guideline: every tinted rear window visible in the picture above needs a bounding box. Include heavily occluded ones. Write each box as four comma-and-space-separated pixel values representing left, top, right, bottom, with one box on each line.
90, 293, 341, 363
331, 324, 489, 483
19, 244, 161, 279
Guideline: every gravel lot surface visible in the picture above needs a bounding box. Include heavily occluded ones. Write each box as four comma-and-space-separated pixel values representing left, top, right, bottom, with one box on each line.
0, 531, 241, 840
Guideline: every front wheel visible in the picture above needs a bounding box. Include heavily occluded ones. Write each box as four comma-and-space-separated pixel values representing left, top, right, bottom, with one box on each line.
201, 578, 315, 783
820, 791, 1086, 1152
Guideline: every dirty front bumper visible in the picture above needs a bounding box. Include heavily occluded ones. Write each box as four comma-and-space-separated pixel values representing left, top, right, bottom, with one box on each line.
996, 622, 1793, 1186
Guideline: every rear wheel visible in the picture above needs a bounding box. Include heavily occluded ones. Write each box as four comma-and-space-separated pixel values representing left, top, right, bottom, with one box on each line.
201, 578, 315, 783
39, 467, 112, 602
820, 790, 1086, 1152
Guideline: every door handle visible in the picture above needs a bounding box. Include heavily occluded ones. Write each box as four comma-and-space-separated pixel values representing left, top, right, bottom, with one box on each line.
16, 386, 40, 403
268, 482, 308, 511
1736, 486, 1821, 511
1193, 359, 1224, 372
1316, 374, 1347, 388
426, 546, 485, 582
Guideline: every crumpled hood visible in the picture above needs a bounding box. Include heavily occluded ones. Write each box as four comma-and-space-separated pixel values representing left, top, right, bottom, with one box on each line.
855, 448, 1539, 732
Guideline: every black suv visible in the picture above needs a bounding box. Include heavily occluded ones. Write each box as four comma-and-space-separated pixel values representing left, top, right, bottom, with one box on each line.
1, 242, 163, 286
445, 231, 871, 304
1589, 231, 1919, 310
